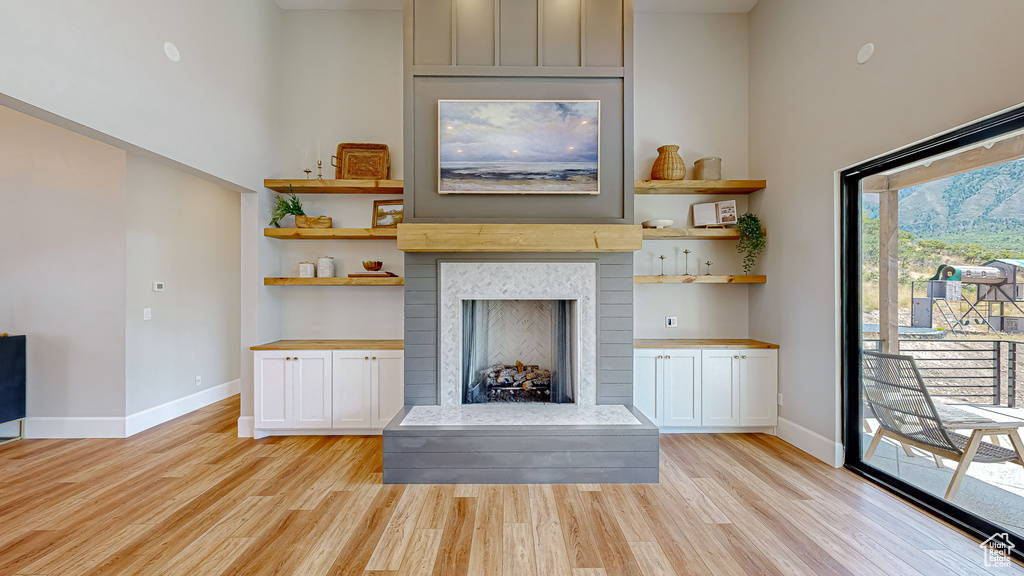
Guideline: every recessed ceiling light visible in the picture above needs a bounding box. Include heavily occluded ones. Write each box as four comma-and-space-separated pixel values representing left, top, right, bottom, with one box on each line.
857, 43, 874, 65
164, 42, 181, 63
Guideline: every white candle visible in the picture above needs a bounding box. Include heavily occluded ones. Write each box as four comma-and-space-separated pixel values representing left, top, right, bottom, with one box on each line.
317, 139, 321, 163
305, 148, 309, 169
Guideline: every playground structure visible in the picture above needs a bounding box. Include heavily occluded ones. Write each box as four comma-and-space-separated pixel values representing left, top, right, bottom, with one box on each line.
912, 259, 1024, 334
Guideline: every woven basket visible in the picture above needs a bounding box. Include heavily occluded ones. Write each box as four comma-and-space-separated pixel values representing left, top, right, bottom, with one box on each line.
651, 145, 686, 180
295, 215, 332, 229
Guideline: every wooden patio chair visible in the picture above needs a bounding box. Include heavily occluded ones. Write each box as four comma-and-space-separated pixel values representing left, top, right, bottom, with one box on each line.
861, 350, 1024, 500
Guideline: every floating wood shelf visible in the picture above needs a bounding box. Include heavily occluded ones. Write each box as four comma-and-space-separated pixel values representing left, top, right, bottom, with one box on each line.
397, 223, 643, 253
634, 339, 779, 349
641, 228, 740, 240
634, 275, 766, 284
634, 179, 766, 195
264, 277, 404, 286
251, 339, 404, 351
263, 228, 398, 240
264, 179, 403, 194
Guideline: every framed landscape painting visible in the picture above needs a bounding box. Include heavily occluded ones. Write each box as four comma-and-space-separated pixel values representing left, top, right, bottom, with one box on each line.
438, 100, 600, 195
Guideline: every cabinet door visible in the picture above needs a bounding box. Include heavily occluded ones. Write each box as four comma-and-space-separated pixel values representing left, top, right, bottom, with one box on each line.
740, 350, 778, 426
254, 352, 290, 429
663, 350, 701, 427
293, 351, 332, 428
633, 349, 662, 425
333, 351, 371, 428
372, 350, 405, 428
701, 350, 740, 426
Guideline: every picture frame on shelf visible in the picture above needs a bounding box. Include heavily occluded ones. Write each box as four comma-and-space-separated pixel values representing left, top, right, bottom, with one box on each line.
693, 200, 737, 227
437, 99, 600, 195
372, 199, 404, 228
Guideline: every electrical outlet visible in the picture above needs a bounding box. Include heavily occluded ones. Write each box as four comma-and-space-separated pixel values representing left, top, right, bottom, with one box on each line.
143, 308, 152, 321
666, 316, 678, 328
153, 281, 165, 292
777, 393, 784, 406
195, 375, 202, 387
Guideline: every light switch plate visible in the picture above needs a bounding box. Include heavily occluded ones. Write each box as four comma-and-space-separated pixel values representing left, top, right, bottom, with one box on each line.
143, 308, 152, 321
153, 282, 165, 292
666, 316, 678, 328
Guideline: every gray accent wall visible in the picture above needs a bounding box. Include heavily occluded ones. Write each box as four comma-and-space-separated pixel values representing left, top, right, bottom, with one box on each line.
403, 0, 634, 223
404, 253, 634, 406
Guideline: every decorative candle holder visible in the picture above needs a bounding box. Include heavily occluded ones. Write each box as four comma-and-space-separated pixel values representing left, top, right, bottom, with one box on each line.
317, 160, 323, 180
303, 168, 312, 179
683, 250, 691, 275
705, 260, 713, 275
658, 255, 667, 276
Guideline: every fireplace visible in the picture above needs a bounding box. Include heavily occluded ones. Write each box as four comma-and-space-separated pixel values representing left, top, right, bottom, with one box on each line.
461, 299, 577, 404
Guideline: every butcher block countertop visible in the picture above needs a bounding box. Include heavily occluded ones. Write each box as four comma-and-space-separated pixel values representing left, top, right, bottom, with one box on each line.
251, 339, 404, 351
634, 339, 779, 349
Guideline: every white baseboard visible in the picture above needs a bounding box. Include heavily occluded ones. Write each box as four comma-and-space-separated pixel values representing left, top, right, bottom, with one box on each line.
125, 379, 241, 436
658, 426, 776, 434
253, 428, 383, 439
238, 416, 254, 438
25, 379, 241, 439
777, 417, 844, 467
25, 417, 127, 439
0, 420, 22, 437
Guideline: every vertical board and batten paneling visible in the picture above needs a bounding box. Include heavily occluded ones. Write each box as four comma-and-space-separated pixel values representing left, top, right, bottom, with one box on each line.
404, 0, 633, 223
541, 0, 581, 66
499, 0, 538, 66
402, 253, 634, 405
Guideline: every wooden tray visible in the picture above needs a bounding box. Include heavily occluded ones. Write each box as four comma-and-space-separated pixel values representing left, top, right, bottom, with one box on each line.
332, 143, 390, 179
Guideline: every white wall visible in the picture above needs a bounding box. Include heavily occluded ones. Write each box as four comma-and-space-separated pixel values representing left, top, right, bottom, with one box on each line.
748, 0, 1024, 463
0, 106, 127, 423
633, 13, 752, 338
125, 154, 241, 415
0, 0, 282, 192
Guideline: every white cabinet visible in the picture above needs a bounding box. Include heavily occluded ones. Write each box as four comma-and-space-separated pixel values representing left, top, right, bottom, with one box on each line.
254, 351, 332, 429
739, 349, 779, 426
331, 350, 405, 429
633, 349, 701, 427
634, 347, 777, 430
254, 348, 404, 432
701, 350, 741, 426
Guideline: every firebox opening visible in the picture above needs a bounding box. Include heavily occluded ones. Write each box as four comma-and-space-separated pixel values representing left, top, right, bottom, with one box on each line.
461, 299, 577, 404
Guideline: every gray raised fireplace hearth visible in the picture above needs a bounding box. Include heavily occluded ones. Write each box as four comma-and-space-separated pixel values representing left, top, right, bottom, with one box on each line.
383, 253, 659, 484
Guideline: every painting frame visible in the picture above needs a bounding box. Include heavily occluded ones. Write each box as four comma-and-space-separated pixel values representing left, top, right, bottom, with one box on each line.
372, 199, 404, 229
437, 99, 600, 195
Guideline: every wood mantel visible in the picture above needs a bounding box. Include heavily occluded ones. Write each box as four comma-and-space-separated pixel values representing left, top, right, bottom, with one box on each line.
396, 223, 643, 253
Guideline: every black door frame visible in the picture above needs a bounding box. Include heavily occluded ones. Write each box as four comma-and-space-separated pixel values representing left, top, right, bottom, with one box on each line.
841, 104, 1024, 560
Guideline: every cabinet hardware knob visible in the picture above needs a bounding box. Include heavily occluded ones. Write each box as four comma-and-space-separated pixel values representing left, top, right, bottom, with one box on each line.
742, 355, 747, 359
666, 355, 671, 359
656, 355, 662, 359
365, 356, 369, 360
372, 357, 377, 360
734, 355, 740, 359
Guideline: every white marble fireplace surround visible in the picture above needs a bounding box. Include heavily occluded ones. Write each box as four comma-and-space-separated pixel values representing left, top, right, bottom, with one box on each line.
438, 261, 598, 408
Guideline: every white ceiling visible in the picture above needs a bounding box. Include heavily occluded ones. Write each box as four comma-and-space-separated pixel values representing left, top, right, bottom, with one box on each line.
274, 0, 758, 13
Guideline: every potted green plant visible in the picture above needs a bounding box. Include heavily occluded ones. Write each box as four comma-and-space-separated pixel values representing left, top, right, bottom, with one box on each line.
736, 212, 766, 274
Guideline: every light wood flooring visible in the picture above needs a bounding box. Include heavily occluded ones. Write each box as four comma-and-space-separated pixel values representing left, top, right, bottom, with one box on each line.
1, 396, 1022, 576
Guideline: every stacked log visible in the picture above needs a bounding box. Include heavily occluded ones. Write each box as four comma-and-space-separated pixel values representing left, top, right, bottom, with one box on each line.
478, 362, 553, 391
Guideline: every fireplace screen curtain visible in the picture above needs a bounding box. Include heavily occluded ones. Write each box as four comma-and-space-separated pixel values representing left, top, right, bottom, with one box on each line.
461, 299, 576, 404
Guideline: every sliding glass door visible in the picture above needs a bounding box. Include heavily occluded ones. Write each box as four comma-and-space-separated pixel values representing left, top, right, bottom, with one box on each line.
842, 105, 1024, 565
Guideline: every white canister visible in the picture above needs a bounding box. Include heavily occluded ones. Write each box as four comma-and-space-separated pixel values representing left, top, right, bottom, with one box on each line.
693, 157, 722, 180
316, 256, 335, 278
299, 262, 315, 278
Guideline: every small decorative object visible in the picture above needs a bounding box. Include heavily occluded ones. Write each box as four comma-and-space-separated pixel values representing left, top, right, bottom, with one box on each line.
693, 200, 737, 227
349, 261, 396, 278
316, 256, 335, 278
641, 219, 674, 229
683, 249, 691, 275
304, 148, 312, 179
658, 255, 667, 276
650, 145, 686, 180
299, 262, 316, 278
438, 100, 599, 195
269, 189, 305, 228
693, 157, 722, 180
736, 212, 766, 274
362, 261, 383, 272
332, 144, 391, 180
316, 139, 323, 180
705, 260, 713, 276
295, 215, 333, 229
372, 199, 404, 228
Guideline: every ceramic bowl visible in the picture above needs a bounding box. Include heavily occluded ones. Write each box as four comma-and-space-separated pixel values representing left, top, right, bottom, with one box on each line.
362, 260, 383, 271
641, 219, 674, 229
